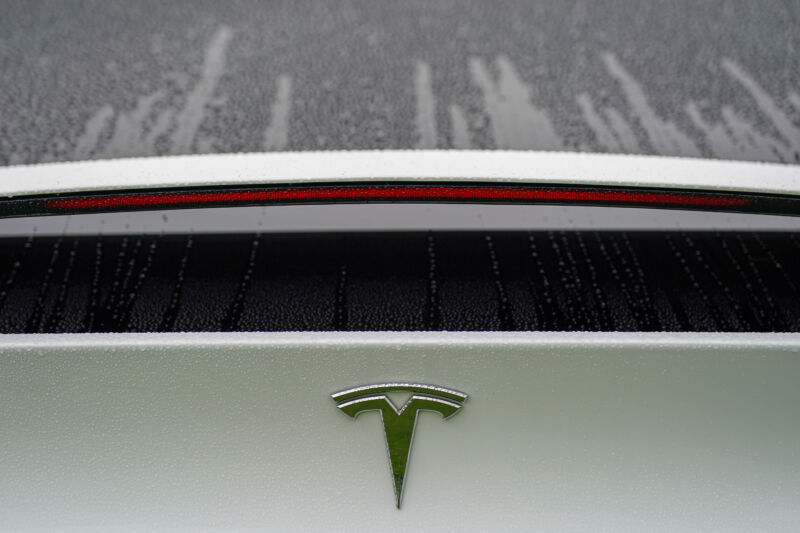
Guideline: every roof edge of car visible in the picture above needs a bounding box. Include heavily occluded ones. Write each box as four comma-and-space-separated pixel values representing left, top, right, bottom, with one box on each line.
1, 150, 799, 198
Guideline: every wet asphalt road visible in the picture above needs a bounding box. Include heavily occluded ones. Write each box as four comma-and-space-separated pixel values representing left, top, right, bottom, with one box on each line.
1, 0, 798, 166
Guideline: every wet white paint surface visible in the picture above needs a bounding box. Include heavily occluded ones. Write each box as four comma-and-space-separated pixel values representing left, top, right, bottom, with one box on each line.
3, 204, 800, 236
2, 150, 799, 198
1, 332, 799, 531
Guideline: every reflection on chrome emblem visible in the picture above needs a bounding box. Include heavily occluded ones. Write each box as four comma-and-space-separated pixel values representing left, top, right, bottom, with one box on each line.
332, 383, 468, 508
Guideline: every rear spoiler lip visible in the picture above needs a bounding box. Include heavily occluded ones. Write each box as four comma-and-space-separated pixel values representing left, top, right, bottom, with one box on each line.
2, 150, 799, 198
1, 151, 799, 218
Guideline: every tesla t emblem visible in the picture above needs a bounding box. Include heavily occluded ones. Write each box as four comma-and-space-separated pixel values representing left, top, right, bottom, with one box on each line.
332, 383, 468, 508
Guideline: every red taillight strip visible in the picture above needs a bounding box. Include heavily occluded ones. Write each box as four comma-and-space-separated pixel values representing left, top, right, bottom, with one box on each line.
44, 185, 751, 210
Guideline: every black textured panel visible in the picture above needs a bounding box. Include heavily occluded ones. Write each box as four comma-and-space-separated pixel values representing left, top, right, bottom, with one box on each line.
0, 232, 799, 333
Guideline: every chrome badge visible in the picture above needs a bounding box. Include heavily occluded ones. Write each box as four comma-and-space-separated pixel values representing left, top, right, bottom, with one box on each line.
332, 383, 468, 508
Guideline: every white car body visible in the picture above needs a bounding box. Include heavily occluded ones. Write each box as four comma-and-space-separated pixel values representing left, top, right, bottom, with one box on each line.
1, 151, 800, 531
